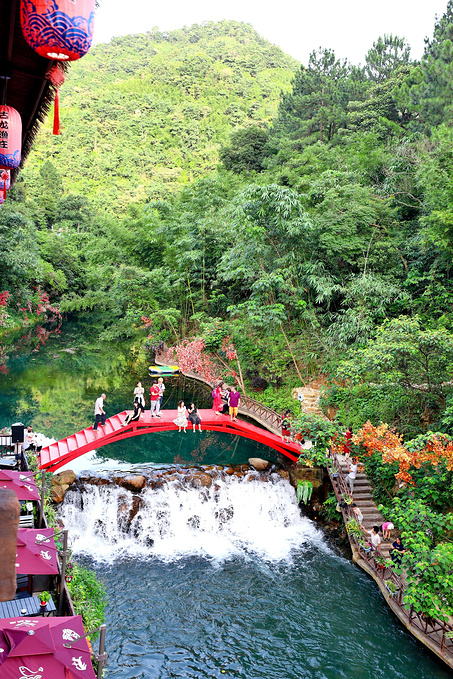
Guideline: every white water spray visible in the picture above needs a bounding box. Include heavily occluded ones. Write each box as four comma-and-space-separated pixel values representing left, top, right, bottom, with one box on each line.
59, 471, 328, 563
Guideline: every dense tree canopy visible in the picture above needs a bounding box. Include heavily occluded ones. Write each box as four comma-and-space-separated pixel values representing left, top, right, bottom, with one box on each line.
2, 9, 453, 434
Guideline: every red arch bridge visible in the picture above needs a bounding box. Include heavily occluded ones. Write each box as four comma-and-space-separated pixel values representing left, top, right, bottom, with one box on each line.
38, 409, 301, 472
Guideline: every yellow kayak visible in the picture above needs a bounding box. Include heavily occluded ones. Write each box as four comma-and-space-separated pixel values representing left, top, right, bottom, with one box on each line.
149, 365, 181, 376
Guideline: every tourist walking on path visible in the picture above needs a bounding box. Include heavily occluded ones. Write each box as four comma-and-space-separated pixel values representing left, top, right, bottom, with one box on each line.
352, 503, 363, 526
173, 401, 188, 432
228, 386, 241, 421
187, 403, 202, 432
157, 377, 165, 410
94, 393, 107, 430
150, 381, 161, 418
343, 425, 353, 460
346, 456, 358, 494
133, 381, 145, 417
212, 383, 224, 415
281, 410, 292, 442
123, 402, 141, 426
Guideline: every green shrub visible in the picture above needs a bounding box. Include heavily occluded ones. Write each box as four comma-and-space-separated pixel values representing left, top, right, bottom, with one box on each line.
67, 564, 108, 636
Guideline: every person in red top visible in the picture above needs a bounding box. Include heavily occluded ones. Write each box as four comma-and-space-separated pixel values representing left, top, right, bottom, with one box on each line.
212, 383, 223, 415
150, 382, 161, 418
343, 426, 352, 460
228, 386, 241, 421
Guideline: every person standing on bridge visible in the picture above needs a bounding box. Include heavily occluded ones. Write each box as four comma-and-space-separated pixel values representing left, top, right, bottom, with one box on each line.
212, 382, 223, 415
228, 386, 241, 422
134, 382, 146, 418
157, 377, 165, 411
281, 410, 292, 442
94, 393, 107, 430
150, 382, 161, 418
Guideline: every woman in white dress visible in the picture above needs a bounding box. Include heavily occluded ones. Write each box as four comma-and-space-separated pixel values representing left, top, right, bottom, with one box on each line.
173, 400, 188, 433
133, 381, 145, 418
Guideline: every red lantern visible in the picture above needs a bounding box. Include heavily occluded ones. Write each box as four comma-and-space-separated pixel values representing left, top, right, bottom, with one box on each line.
0, 170, 10, 201
20, 0, 95, 61
0, 107, 22, 170
21, 0, 95, 135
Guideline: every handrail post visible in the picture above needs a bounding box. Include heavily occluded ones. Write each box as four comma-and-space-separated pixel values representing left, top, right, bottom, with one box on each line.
58, 529, 69, 615
97, 624, 107, 678
39, 469, 46, 527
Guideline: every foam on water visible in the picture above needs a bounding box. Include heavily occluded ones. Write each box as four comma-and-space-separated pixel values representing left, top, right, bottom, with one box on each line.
59, 472, 329, 563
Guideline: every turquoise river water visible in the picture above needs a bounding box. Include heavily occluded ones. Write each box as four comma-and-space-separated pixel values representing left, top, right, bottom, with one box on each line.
0, 322, 451, 678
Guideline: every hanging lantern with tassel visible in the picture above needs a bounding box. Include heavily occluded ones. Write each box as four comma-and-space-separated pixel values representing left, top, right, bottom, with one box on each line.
0, 106, 22, 170
0, 170, 10, 202
20, 0, 95, 135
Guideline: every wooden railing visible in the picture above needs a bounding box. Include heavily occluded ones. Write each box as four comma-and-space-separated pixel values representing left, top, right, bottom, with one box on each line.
155, 348, 284, 434
327, 450, 453, 662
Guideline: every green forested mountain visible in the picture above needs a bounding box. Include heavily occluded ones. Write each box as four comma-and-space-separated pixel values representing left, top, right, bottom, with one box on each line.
23, 21, 298, 212
3, 8, 453, 437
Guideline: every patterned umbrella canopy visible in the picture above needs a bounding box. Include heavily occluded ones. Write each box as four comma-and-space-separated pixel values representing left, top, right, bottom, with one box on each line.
0, 614, 96, 678
0, 470, 39, 501
16, 528, 59, 575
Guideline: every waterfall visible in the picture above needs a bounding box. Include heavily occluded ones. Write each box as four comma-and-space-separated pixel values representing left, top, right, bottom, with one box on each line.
59, 470, 328, 563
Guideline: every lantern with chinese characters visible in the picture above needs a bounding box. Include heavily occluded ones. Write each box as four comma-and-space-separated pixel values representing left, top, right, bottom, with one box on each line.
20, 0, 95, 61
21, 0, 95, 134
0, 170, 10, 201
0, 107, 22, 170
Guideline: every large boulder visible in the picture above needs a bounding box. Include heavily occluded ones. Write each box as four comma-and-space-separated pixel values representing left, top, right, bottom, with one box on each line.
52, 484, 69, 504
248, 458, 269, 471
117, 475, 146, 492
188, 471, 212, 488
51, 470, 76, 487
51, 469, 76, 503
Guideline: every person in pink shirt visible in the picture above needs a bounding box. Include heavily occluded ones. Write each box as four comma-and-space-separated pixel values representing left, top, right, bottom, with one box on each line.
228, 386, 241, 421
150, 382, 161, 418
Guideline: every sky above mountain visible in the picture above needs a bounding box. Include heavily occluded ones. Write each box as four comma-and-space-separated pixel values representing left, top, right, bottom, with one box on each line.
94, 0, 447, 66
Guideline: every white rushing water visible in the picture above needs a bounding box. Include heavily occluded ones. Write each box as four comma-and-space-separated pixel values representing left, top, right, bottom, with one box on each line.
59, 472, 329, 563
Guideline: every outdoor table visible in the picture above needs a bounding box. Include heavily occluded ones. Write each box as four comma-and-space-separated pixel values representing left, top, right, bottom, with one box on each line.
0, 457, 18, 469
0, 595, 56, 618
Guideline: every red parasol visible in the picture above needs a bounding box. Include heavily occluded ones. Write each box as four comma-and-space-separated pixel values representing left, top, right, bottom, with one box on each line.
0, 614, 96, 678
16, 528, 59, 575
0, 471, 40, 501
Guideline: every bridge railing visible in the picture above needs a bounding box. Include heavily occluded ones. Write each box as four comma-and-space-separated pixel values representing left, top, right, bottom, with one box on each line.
327, 450, 453, 660
156, 347, 284, 433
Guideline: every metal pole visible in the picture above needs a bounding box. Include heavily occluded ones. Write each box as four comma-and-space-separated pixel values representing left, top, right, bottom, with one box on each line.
97, 624, 107, 679
14, 442, 20, 469
58, 529, 68, 615
39, 470, 46, 527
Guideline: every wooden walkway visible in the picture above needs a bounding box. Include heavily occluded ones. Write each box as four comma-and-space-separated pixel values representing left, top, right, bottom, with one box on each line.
328, 451, 453, 669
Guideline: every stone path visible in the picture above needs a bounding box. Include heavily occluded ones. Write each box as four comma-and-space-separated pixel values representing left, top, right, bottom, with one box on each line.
291, 386, 326, 419
337, 456, 392, 555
